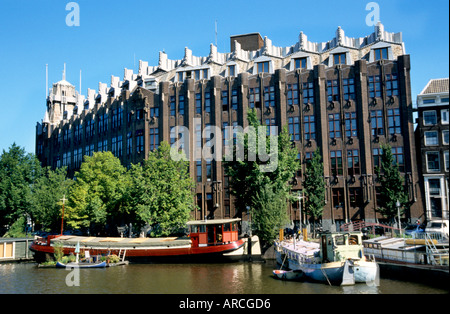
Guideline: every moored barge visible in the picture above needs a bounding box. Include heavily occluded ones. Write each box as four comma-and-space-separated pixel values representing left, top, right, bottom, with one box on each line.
30, 218, 252, 263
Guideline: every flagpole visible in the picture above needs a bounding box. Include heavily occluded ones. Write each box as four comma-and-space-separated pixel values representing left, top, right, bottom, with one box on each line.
60, 195, 67, 236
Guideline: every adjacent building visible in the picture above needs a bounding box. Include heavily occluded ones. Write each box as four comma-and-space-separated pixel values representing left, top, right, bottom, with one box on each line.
36, 22, 424, 231
415, 78, 449, 221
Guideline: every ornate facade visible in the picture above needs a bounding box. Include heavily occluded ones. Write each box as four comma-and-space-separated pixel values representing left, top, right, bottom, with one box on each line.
36, 22, 423, 231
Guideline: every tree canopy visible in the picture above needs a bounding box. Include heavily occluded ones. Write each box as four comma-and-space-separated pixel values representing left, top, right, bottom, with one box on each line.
224, 110, 300, 246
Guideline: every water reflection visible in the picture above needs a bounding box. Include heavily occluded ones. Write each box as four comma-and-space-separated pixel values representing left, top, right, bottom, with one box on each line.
0, 261, 447, 294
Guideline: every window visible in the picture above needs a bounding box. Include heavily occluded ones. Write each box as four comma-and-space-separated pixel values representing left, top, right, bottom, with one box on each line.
302, 82, 314, 104
423, 110, 437, 125
178, 95, 185, 115
288, 117, 300, 141
194, 70, 200, 80
231, 89, 238, 110
443, 130, 449, 145
344, 112, 358, 137
150, 107, 159, 119
206, 159, 212, 181
264, 86, 275, 107
149, 128, 159, 151
391, 147, 405, 172
371, 110, 384, 136
332, 188, 345, 208
203, 69, 209, 80
387, 108, 401, 134
249, 87, 260, 108
265, 118, 276, 136
136, 130, 144, 153
330, 150, 343, 176
442, 109, 449, 124
333, 53, 346, 65
257, 61, 269, 73
347, 149, 360, 176
373, 147, 382, 169
196, 161, 202, 182
426, 152, 440, 172
444, 151, 449, 172
327, 80, 340, 102
178, 72, 183, 82
349, 188, 362, 207
170, 96, 176, 116
195, 93, 202, 114
294, 58, 307, 69
368, 75, 381, 98
222, 91, 229, 111
424, 131, 439, 146
423, 99, 435, 104
117, 135, 122, 157
195, 123, 202, 149
228, 65, 236, 77
375, 48, 389, 60
385, 74, 398, 97
204, 92, 211, 113
304, 115, 316, 141
127, 132, 132, 155
329, 113, 341, 138
287, 84, 299, 106
343, 78, 355, 101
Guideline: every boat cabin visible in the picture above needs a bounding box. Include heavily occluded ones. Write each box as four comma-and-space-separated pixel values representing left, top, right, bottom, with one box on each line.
187, 218, 240, 247
320, 232, 364, 262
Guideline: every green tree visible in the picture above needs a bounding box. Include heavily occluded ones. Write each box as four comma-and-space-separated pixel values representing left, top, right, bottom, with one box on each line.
303, 149, 326, 238
0, 143, 42, 234
126, 141, 195, 237
224, 110, 300, 247
66, 152, 129, 234
375, 143, 409, 224
30, 167, 73, 232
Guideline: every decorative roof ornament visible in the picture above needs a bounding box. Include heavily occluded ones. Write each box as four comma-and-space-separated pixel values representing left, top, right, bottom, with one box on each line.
337, 26, 345, 45
376, 22, 384, 40
299, 31, 307, 50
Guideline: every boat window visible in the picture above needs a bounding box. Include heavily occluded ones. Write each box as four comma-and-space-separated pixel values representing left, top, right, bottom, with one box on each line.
224, 223, 231, 232
349, 235, 359, 245
198, 225, 206, 233
232, 223, 237, 231
190, 225, 198, 233
334, 235, 345, 245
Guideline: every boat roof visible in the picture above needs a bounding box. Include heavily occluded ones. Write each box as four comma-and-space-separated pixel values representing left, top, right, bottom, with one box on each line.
186, 218, 241, 226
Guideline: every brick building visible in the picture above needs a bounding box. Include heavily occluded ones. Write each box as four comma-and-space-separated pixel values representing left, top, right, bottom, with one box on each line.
415, 78, 449, 222
36, 22, 423, 231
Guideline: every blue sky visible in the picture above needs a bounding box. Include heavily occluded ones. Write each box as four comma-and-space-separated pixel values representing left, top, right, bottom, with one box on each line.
0, 0, 448, 154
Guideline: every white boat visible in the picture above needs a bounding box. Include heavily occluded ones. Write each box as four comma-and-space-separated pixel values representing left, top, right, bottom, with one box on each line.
274, 232, 379, 286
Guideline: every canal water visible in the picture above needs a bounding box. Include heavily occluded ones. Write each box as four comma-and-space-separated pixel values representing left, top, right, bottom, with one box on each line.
0, 260, 447, 295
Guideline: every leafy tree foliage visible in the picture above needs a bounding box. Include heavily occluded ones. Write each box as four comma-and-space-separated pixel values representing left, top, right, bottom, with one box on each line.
303, 149, 326, 237
30, 167, 73, 232
0, 143, 42, 231
126, 141, 195, 237
375, 143, 409, 223
224, 110, 300, 246
66, 152, 129, 234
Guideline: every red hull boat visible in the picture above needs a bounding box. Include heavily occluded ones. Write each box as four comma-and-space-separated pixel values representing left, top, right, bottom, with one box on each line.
30, 219, 248, 263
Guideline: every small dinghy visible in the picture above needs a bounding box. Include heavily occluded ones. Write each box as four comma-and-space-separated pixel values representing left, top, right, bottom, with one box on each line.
273, 269, 304, 281
56, 261, 107, 268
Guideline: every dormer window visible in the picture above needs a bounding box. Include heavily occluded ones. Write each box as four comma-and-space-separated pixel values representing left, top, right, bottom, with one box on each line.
294, 58, 307, 69
334, 53, 346, 65
374, 47, 389, 60
228, 65, 236, 77
257, 61, 269, 73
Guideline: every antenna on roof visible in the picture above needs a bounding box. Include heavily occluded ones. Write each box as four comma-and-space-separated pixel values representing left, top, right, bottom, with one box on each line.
46, 64, 48, 98
215, 20, 218, 48
79, 69, 82, 95
63, 63, 66, 81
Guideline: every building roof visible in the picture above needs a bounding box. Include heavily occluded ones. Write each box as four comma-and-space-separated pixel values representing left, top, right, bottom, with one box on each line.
419, 78, 449, 95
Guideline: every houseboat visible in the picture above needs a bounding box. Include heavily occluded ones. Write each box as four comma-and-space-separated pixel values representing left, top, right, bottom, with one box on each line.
274, 232, 379, 286
30, 218, 254, 263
